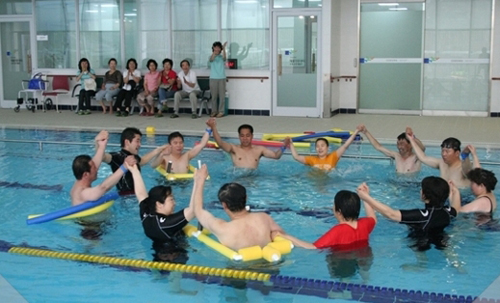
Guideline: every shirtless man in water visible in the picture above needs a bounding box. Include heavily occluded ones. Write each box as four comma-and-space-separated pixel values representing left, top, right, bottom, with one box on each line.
206, 118, 285, 169
70, 130, 137, 205
360, 125, 425, 174
149, 129, 210, 174
407, 134, 476, 188
192, 165, 285, 250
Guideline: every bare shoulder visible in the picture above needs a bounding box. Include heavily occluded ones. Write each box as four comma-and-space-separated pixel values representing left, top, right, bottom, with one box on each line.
250, 212, 274, 222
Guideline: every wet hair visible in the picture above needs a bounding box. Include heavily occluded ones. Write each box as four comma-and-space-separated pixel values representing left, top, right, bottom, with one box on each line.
168, 131, 184, 144
162, 58, 173, 67
180, 59, 191, 67
78, 58, 91, 72
440, 137, 461, 152
315, 138, 329, 148
212, 41, 223, 51
397, 132, 410, 144
144, 185, 173, 214
467, 168, 497, 192
334, 190, 361, 221
218, 183, 247, 212
146, 59, 158, 70
126, 58, 138, 70
421, 176, 450, 207
72, 154, 92, 180
120, 127, 142, 147
238, 124, 253, 134
108, 58, 117, 65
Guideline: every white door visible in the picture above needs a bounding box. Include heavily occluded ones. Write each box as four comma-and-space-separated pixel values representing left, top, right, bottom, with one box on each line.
0, 17, 36, 107
272, 10, 322, 117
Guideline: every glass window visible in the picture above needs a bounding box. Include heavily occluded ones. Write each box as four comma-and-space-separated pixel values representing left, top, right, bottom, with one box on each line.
0, 0, 32, 15
274, 0, 322, 9
123, 0, 138, 67
423, 0, 491, 111
36, 0, 77, 68
79, 1, 121, 69
172, 0, 218, 69
222, 0, 269, 70
135, 0, 170, 70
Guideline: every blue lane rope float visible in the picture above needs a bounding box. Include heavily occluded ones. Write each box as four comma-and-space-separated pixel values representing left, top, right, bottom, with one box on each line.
26, 192, 119, 225
0, 239, 496, 303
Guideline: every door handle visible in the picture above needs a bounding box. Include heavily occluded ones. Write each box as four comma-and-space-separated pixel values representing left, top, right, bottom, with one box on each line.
278, 54, 282, 76
27, 53, 32, 74
312, 53, 316, 72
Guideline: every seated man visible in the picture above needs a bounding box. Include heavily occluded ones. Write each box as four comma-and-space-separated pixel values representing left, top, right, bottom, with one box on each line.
449, 167, 497, 215
149, 129, 210, 174
102, 127, 167, 193
407, 135, 476, 188
192, 165, 285, 250
70, 130, 137, 205
207, 118, 285, 169
277, 190, 377, 250
172, 60, 202, 119
285, 125, 362, 171
360, 125, 425, 174
357, 177, 457, 251
125, 160, 195, 244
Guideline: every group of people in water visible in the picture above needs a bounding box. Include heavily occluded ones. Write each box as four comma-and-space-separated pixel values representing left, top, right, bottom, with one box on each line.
69, 118, 497, 262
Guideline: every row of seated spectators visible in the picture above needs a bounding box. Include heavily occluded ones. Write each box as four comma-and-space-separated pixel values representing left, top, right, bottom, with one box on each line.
76, 57, 212, 119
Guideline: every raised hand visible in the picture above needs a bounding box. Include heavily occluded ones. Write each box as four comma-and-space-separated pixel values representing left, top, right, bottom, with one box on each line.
448, 180, 459, 198
405, 127, 415, 138
466, 144, 476, 155
160, 145, 172, 156
356, 182, 370, 200
206, 117, 216, 128
283, 137, 292, 148
95, 130, 109, 148
124, 155, 137, 167
358, 124, 366, 133
194, 164, 209, 182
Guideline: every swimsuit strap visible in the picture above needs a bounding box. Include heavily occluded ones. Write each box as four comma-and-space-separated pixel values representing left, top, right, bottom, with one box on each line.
478, 195, 494, 215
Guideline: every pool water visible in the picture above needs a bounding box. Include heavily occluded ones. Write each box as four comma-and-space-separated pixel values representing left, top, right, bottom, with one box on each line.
0, 128, 500, 302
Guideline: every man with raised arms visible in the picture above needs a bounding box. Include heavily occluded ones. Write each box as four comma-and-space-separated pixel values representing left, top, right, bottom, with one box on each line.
206, 118, 285, 169
192, 165, 285, 250
70, 130, 137, 206
407, 134, 477, 188
360, 125, 425, 174
149, 129, 211, 174
102, 127, 167, 193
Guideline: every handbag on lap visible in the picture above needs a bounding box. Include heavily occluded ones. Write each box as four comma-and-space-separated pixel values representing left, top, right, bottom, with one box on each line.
84, 78, 97, 91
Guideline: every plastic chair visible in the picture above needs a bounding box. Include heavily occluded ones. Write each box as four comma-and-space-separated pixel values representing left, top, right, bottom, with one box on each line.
42, 76, 70, 113
71, 77, 104, 112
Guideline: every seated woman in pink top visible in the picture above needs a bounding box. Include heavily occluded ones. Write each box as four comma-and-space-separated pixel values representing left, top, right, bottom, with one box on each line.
137, 59, 160, 116
278, 190, 377, 250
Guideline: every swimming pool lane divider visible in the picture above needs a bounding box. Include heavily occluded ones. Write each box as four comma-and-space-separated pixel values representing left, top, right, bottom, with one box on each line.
3, 242, 498, 303
6, 246, 271, 282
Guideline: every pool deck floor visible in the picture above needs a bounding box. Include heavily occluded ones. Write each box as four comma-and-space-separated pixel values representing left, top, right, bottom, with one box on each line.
2, 107, 500, 301
0, 108, 499, 148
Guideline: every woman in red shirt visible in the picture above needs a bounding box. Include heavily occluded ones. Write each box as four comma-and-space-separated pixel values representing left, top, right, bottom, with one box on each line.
157, 58, 180, 117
